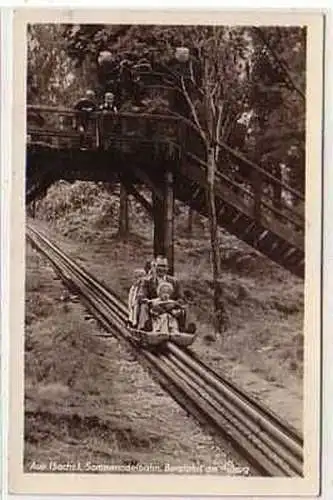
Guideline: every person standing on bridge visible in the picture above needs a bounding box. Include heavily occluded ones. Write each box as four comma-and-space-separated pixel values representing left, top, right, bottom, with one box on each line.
99, 92, 118, 113
73, 90, 98, 148
99, 92, 119, 148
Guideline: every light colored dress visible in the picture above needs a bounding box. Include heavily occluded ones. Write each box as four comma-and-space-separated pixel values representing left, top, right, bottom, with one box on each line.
150, 299, 181, 334
128, 281, 144, 327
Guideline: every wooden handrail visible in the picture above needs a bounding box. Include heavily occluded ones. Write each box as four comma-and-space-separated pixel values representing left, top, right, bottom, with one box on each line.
27, 105, 183, 123
186, 151, 304, 231
216, 139, 304, 202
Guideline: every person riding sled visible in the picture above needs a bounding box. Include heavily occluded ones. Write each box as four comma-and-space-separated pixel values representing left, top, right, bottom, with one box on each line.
149, 281, 183, 334
127, 268, 146, 328
143, 256, 182, 301
140, 256, 195, 333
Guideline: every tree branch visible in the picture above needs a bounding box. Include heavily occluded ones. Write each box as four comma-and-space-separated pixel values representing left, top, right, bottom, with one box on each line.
253, 27, 306, 103
214, 104, 223, 162
180, 75, 207, 144
210, 81, 219, 99
189, 59, 196, 86
209, 94, 216, 123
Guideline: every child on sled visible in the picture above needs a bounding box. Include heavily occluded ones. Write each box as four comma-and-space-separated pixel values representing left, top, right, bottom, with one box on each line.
150, 281, 183, 334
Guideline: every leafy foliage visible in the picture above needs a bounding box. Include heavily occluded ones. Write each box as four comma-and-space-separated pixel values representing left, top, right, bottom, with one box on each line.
27, 24, 96, 107
27, 23, 306, 193
61, 24, 305, 189
247, 27, 306, 193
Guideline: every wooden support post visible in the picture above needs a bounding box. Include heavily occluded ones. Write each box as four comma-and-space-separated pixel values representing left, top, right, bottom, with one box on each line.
152, 190, 165, 257
152, 168, 175, 275
164, 170, 175, 275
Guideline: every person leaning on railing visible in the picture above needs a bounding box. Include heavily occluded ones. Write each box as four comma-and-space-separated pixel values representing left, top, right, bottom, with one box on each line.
98, 92, 119, 148
99, 92, 118, 113
73, 89, 98, 148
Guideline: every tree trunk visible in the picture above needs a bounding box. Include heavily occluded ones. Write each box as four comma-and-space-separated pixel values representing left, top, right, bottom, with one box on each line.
187, 207, 194, 236
153, 190, 165, 258
206, 145, 227, 336
118, 183, 129, 238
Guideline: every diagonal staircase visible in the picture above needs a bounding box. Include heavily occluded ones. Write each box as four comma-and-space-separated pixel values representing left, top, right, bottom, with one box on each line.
174, 151, 304, 278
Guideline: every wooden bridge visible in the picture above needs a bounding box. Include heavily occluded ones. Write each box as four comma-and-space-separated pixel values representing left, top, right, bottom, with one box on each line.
27, 105, 305, 279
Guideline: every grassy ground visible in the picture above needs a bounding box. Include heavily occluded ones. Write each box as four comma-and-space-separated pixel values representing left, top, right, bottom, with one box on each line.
25, 180, 304, 470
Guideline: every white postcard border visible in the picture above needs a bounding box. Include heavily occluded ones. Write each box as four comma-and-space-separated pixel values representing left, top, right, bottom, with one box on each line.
8, 7, 324, 496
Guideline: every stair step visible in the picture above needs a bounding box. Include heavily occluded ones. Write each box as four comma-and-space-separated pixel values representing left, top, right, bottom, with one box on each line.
282, 246, 298, 264
288, 251, 303, 269
271, 240, 291, 263
256, 231, 276, 254
269, 239, 281, 254
230, 215, 249, 235
242, 225, 263, 247
256, 229, 270, 245
240, 221, 257, 240
221, 206, 238, 225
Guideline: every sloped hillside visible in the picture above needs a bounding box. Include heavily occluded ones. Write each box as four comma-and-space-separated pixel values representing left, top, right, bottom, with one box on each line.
25, 180, 304, 468
31, 181, 304, 417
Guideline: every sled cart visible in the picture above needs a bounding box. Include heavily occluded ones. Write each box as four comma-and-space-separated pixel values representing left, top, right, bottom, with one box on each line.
128, 298, 197, 348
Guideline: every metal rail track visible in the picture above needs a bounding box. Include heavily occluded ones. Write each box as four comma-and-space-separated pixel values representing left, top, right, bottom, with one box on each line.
26, 224, 304, 477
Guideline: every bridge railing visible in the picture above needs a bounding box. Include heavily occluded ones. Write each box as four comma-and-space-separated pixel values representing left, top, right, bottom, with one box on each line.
27, 105, 183, 156
27, 105, 305, 236
27, 106, 101, 149
97, 111, 181, 158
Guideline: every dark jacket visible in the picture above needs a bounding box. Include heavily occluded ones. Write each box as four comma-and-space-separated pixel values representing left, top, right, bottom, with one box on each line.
74, 98, 97, 112
99, 103, 118, 113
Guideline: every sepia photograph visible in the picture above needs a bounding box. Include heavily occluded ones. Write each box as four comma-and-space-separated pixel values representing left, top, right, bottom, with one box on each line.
9, 8, 323, 497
